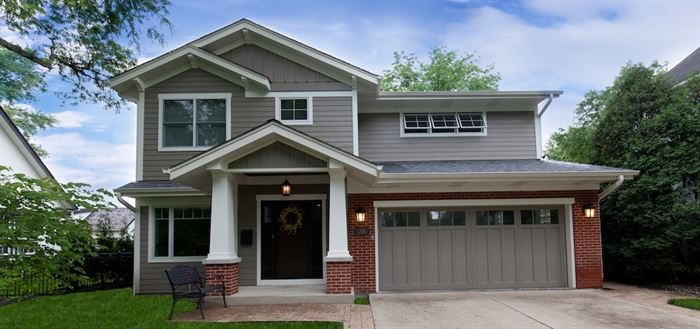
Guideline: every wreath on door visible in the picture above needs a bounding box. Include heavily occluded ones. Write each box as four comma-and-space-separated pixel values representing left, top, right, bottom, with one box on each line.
278, 205, 304, 235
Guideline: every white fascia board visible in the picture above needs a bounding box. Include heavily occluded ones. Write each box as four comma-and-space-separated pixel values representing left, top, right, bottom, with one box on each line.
377, 171, 638, 183
373, 198, 576, 208
168, 122, 378, 179
193, 21, 378, 85
114, 188, 207, 198
374, 90, 563, 100
110, 46, 270, 90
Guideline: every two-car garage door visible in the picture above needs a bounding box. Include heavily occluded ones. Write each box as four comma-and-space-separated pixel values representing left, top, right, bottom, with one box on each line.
378, 206, 568, 291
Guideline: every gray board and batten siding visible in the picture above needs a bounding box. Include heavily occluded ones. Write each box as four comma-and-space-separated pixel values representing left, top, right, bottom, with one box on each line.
229, 142, 327, 169
143, 69, 353, 181
358, 111, 537, 162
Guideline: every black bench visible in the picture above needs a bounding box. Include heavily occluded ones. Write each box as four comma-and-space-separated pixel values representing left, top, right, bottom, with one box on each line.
164, 265, 227, 320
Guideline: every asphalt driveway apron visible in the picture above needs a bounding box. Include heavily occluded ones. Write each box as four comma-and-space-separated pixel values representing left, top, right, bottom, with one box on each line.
370, 287, 700, 329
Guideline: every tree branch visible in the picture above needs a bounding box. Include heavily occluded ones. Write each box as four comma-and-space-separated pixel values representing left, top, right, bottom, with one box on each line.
0, 37, 52, 69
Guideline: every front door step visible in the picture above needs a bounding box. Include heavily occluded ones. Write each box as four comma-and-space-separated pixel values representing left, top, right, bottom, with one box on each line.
205, 285, 353, 305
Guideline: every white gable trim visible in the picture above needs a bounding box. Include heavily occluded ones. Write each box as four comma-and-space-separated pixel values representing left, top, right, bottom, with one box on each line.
167, 121, 378, 179
110, 46, 270, 91
0, 110, 52, 179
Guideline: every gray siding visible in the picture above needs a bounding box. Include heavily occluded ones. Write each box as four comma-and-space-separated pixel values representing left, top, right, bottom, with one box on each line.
138, 206, 203, 294
229, 142, 326, 169
222, 44, 350, 91
358, 112, 537, 162
236, 184, 329, 286
143, 70, 353, 180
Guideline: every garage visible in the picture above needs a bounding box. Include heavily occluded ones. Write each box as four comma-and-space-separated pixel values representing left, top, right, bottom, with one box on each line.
377, 205, 568, 291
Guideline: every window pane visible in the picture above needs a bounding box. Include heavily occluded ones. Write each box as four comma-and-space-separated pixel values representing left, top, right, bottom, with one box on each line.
197, 99, 226, 123
439, 211, 452, 226
458, 113, 485, 127
163, 100, 193, 123
281, 109, 294, 120
404, 114, 430, 129
294, 99, 307, 109
196, 123, 226, 146
281, 99, 294, 110
453, 211, 466, 226
431, 113, 458, 128
427, 211, 440, 226
489, 211, 502, 225
380, 212, 394, 227
163, 124, 193, 147
395, 212, 407, 227
173, 207, 210, 256
476, 211, 488, 225
503, 211, 514, 225
521, 210, 534, 225
294, 109, 308, 120
154, 207, 169, 257
407, 212, 420, 226
550, 209, 559, 224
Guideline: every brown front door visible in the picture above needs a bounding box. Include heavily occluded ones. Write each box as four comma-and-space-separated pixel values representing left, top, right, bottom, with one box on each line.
260, 200, 323, 280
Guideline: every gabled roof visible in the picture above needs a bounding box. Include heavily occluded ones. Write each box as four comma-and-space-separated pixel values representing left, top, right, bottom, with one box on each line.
669, 47, 700, 84
166, 120, 378, 182
0, 105, 54, 180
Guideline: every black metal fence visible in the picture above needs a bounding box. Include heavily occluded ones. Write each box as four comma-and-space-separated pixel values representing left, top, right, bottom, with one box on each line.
1, 252, 133, 298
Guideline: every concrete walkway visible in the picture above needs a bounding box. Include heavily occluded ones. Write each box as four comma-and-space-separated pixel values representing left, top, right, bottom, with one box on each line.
371, 283, 700, 329
177, 303, 374, 329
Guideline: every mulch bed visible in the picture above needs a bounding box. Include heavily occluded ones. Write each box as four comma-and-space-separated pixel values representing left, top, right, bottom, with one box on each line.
644, 284, 700, 297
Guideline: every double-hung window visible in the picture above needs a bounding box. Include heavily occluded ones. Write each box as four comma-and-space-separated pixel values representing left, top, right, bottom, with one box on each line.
401, 112, 487, 136
159, 93, 231, 150
277, 97, 312, 125
152, 206, 211, 261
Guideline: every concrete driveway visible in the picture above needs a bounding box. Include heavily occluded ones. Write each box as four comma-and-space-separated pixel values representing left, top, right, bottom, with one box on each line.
370, 283, 700, 328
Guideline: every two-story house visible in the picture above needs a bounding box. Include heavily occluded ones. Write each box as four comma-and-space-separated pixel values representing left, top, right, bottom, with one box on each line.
112, 19, 638, 296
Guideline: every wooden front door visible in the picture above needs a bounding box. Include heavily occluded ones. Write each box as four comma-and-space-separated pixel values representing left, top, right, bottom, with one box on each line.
261, 200, 323, 280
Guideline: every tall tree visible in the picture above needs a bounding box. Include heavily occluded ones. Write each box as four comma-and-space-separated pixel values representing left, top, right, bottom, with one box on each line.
0, 0, 171, 111
381, 47, 501, 91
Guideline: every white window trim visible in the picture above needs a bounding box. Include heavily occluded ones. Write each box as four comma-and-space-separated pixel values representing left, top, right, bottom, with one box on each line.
158, 93, 232, 152
399, 112, 488, 137
147, 205, 211, 263
275, 96, 313, 125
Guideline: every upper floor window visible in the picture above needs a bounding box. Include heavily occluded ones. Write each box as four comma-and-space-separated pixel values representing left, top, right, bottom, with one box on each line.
401, 112, 487, 137
158, 93, 231, 151
276, 97, 313, 125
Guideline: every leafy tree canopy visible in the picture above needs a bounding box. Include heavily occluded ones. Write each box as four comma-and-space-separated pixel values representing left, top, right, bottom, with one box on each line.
0, 166, 114, 294
381, 47, 501, 91
0, 0, 171, 111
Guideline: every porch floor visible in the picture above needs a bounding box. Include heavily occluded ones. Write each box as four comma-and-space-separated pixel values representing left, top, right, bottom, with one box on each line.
207, 285, 355, 305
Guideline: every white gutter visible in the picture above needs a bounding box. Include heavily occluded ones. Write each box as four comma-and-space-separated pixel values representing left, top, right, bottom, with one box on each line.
599, 175, 625, 201
538, 93, 555, 117
115, 192, 136, 212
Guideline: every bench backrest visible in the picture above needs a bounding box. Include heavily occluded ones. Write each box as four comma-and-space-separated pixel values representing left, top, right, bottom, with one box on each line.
164, 265, 204, 292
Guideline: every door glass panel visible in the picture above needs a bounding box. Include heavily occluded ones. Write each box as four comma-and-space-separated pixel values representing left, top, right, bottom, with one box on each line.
395, 212, 407, 227
407, 212, 421, 226
521, 210, 534, 224
476, 210, 489, 225
453, 211, 466, 226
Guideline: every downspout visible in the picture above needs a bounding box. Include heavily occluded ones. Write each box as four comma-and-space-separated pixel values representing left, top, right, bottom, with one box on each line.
599, 175, 625, 201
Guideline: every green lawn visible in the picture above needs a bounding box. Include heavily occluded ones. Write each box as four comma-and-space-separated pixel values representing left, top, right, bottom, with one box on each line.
0, 288, 342, 329
669, 298, 700, 311
353, 296, 369, 305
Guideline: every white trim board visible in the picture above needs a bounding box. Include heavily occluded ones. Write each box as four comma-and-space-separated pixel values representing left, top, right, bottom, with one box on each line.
373, 198, 576, 208
255, 194, 327, 286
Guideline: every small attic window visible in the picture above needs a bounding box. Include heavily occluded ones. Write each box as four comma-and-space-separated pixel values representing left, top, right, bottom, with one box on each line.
277, 97, 313, 125
401, 112, 487, 137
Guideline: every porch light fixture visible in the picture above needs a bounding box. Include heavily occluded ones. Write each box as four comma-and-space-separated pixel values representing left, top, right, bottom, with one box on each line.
281, 178, 292, 196
583, 204, 596, 218
355, 207, 366, 223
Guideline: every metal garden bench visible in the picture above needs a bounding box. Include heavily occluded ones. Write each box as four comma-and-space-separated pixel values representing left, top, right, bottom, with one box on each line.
164, 265, 227, 320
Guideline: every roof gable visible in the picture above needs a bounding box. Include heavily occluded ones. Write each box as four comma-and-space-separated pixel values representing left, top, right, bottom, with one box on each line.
0, 106, 54, 180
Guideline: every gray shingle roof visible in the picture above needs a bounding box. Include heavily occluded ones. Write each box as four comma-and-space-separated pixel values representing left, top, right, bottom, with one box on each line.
115, 181, 194, 191
85, 208, 134, 231
378, 160, 636, 174
669, 47, 700, 84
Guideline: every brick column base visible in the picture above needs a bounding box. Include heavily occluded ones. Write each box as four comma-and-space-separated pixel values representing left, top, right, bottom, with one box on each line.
326, 261, 352, 294
204, 263, 239, 296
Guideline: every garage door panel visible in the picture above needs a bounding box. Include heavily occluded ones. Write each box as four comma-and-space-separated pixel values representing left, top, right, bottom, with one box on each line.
421, 230, 439, 286
517, 229, 535, 283
474, 229, 489, 284
438, 230, 454, 284
407, 230, 422, 285
379, 231, 393, 288
451, 230, 468, 285
501, 228, 517, 284
546, 227, 563, 283
532, 228, 549, 282
392, 230, 408, 286
487, 229, 503, 284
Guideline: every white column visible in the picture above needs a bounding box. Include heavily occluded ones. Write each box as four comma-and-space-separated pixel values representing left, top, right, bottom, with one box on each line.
326, 160, 352, 261
203, 170, 240, 264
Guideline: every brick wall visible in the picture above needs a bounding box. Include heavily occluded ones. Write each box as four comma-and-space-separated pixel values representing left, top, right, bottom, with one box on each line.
347, 190, 603, 292
204, 263, 239, 296
326, 261, 353, 294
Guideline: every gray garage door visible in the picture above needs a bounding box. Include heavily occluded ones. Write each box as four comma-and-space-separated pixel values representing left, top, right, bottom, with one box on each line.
378, 206, 567, 291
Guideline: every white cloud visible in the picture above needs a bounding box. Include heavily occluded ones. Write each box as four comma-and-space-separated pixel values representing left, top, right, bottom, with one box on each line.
52, 111, 91, 128
35, 133, 135, 190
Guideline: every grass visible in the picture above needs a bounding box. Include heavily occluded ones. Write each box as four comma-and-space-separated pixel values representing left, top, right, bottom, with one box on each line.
353, 295, 369, 305
0, 288, 342, 329
668, 298, 700, 311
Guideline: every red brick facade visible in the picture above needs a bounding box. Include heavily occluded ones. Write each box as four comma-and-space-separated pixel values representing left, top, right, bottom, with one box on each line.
326, 261, 353, 294
347, 190, 604, 293
204, 262, 240, 296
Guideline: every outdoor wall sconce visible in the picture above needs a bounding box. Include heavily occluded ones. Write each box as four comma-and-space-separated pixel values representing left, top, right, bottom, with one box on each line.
355, 207, 366, 223
583, 204, 596, 218
281, 178, 292, 196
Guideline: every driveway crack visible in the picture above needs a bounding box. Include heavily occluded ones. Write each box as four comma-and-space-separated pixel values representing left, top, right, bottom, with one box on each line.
482, 293, 553, 329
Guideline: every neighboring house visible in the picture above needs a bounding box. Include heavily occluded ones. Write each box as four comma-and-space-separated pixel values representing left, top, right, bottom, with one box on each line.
112, 19, 638, 295
668, 46, 700, 85
82, 208, 135, 239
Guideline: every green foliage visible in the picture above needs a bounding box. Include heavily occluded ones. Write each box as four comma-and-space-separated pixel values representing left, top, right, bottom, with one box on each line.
381, 47, 500, 91
3, 104, 57, 156
548, 63, 700, 283
0, 288, 343, 329
0, 166, 115, 296
95, 217, 134, 253
0, 0, 171, 111
353, 295, 370, 305
669, 298, 700, 311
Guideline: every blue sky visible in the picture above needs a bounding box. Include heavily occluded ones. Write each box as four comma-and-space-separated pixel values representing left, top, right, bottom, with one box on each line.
5, 0, 700, 195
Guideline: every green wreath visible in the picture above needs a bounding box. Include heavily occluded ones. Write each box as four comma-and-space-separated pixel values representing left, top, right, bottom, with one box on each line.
278, 205, 304, 235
